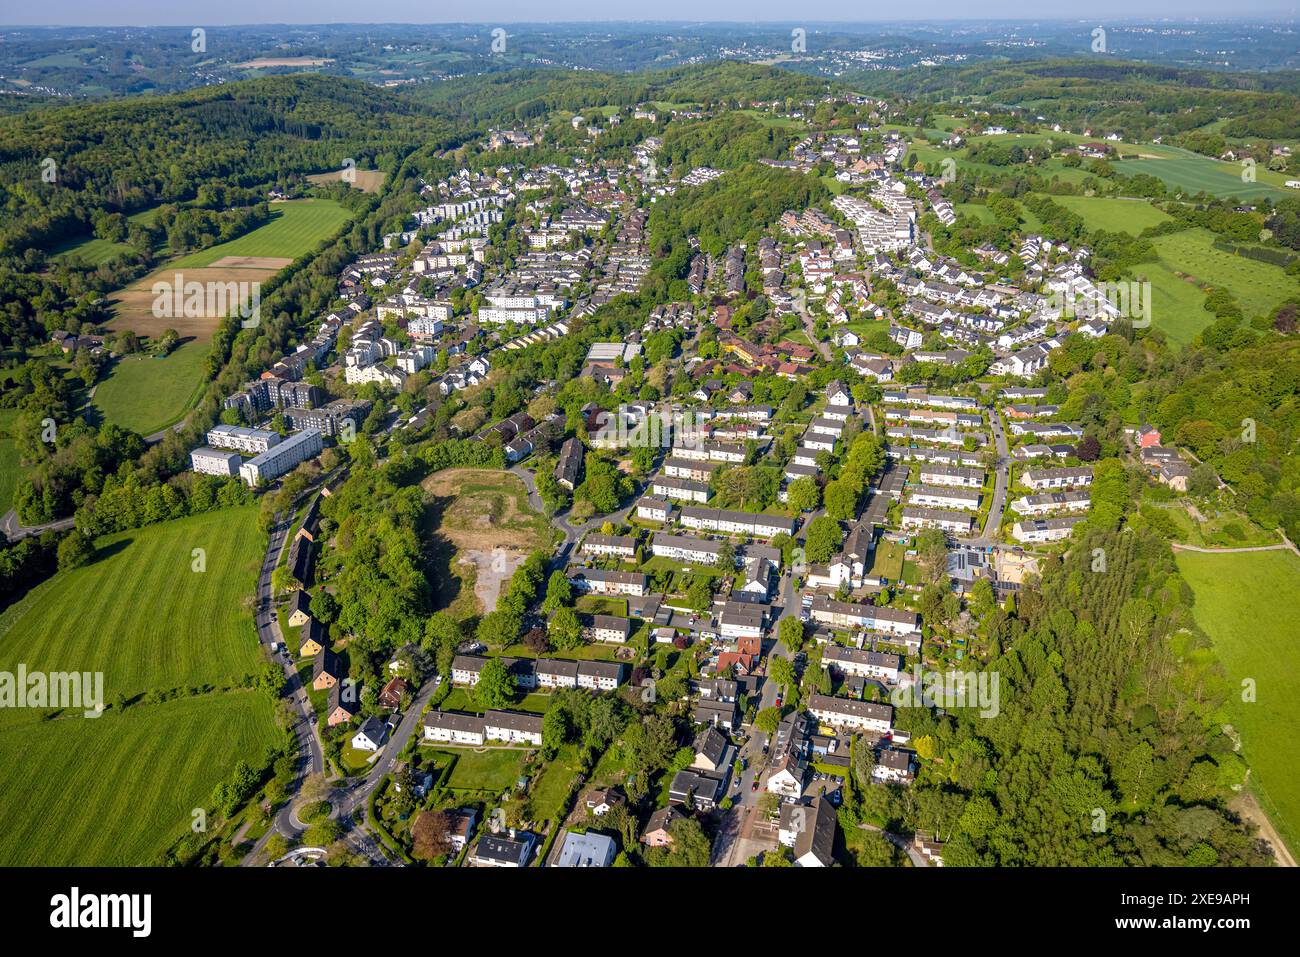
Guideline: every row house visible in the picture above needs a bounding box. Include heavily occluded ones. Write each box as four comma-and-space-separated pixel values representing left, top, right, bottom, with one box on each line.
1022, 467, 1093, 491
906, 484, 980, 511
1012, 515, 1085, 543
807, 596, 919, 637
1011, 491, 1092, 516
901, 506, 974, 534
807, 693, 893, 734
579, 534, 638, 560
565, 566, 649, 597
679, 507, 798, 539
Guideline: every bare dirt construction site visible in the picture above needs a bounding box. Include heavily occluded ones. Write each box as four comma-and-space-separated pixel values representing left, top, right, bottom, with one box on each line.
421, 469, 555, 618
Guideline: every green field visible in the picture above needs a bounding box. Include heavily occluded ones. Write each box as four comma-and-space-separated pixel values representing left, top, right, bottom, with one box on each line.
0, 691, 280, 866
0, 507, 265, 707
1176, 548, 1300, 857
1116, 146, 1291, 201
1051, 195, 1173, 235
92, 340, 210, 436
435, 748, 527, 794
167, 199, 353, 268
0, 409, 19, 516
0, 506, 277, 865
49, 206, 162, 265
1146, 228, 1299, 329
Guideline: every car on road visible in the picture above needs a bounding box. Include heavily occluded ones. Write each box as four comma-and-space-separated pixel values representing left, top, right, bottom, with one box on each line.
751, 779, 760, 791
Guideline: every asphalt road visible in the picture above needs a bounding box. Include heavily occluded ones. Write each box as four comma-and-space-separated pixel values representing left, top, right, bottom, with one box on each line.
1, 508, 75, 541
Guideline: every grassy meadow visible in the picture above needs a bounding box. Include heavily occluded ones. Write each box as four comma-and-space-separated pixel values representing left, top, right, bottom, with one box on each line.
1176, 548, 1300, 858
0, 507, 277, 865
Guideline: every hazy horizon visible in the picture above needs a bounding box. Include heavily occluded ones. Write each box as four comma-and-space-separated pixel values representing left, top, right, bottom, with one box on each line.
4, 4, 1299, 28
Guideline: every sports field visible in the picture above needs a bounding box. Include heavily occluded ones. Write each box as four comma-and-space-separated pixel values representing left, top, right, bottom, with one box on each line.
1176, 548, 1300, 858
0, 506, 277, 865
0, 507, 265, 706
92, 340, 210, 436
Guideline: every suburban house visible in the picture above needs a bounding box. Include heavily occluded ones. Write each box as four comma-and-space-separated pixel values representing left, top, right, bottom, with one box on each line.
641, 805, 685, 847
326, 682, 361, 726
582, 787, 627, 818
299, 619, 327, 657
378, 676, 409, 710
692, 727, 733, 773
351, 716, 389, 753
470, 831, 536, 868
312, 649, 344, 691
873, 747, 915, 784
668, 768, 727, 810
555, 830, 617, 867
778, 796, 837, 867
287, 590, 313, 628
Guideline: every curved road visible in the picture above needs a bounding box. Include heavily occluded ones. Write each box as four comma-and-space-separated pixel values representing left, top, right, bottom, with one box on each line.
1, 508, 75, 541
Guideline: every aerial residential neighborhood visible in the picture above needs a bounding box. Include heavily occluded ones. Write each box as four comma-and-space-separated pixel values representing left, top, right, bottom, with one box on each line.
0, 13, 1295, 929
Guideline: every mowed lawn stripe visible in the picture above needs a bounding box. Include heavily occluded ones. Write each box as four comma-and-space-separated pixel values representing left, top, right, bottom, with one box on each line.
167, 198, 354, 268
0, 691, 280, 866
0, 507, 264, 712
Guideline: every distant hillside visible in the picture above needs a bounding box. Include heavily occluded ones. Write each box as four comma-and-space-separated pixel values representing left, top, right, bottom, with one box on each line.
850, 58, 1300, 143
408, 61, 837, 127
0, 74, 461, 257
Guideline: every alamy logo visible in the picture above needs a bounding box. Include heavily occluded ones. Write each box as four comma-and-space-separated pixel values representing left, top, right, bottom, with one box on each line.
591, 406, 707, 449
152, 273, 261, 328
50, 887, 151, 937
1046, 281, 1151, 328
891, 665, 1000, 718
0, 664, 103, 717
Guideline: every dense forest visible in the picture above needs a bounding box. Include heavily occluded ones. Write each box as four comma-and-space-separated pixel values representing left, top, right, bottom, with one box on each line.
854, 526, 1268, 866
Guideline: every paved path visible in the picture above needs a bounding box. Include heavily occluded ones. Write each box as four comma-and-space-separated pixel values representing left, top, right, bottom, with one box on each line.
859, 823, 929, 867
1, 509, 75, 541
1171, 541, 1299, 556
143, 421, 187, 445
798, 300, 833, 362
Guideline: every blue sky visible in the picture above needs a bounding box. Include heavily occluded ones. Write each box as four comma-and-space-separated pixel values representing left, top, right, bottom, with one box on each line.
4, 3, 1298, 27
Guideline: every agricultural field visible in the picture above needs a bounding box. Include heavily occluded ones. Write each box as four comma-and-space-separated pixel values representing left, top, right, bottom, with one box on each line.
105, 198, 353, 342
48, 206, 161, 265
307, 168, 387, 194
1147, 228, 1299, 327
92, 339, 210, 436
0, 506, 276, 866
0, 691, 280, 866
1176, 548, 1300, 860
0, 506, 265, 708
1132, 256, 1216, 346
1050, 195, 1172, 235
1113, 145, 1292, 201
167, 198, 353, 267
